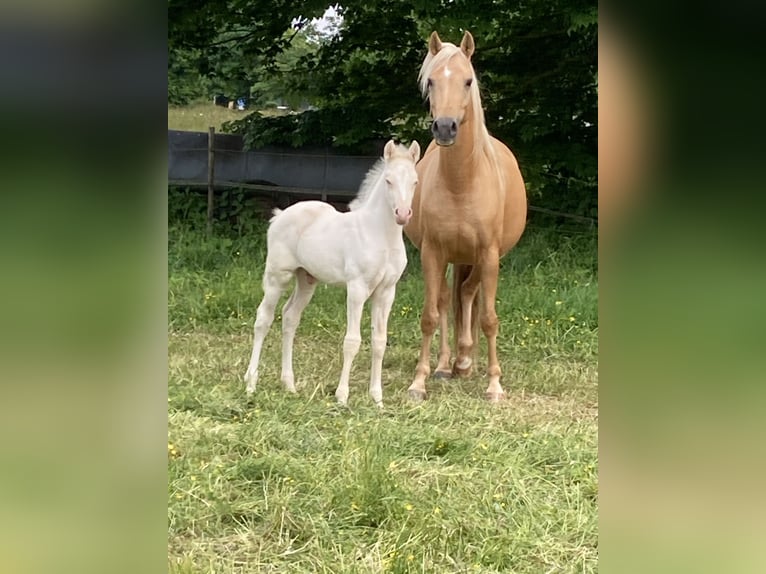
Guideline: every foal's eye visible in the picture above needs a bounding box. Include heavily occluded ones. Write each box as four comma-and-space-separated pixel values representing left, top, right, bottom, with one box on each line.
465, 78, 473, 88
385, 178, 392, 186
427, 78, 433, 89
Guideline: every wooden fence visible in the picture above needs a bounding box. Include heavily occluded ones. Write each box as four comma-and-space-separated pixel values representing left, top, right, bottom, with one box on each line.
168, 128, 596, 233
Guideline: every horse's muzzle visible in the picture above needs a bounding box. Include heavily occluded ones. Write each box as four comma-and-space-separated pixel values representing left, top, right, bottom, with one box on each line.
395, 208, 412, 225
431, 117, 458, 146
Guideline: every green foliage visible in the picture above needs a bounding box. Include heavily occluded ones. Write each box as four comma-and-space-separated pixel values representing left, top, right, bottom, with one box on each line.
169, 0, 597, 215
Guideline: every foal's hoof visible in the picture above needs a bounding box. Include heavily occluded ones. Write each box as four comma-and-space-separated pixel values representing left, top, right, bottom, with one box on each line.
407, 389, 427, 402
432, 370, 452, 379
484, 391, 506, 403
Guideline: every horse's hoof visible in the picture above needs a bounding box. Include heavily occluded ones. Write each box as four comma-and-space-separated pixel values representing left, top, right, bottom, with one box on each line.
432, 370, 452, 379
484, 391, 506, 403
452, 365, 473, 378
407, 389, 427, 402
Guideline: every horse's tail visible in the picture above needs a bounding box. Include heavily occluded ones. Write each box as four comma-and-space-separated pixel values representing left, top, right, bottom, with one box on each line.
452, 263, 480, 369
269, 208, 283, 223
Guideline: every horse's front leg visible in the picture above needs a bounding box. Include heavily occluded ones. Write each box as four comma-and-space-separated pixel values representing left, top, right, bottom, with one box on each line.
408, 243, 447, 401
335, 281, 367, 406
369, 283, 396, 408
479, 248, 505, 402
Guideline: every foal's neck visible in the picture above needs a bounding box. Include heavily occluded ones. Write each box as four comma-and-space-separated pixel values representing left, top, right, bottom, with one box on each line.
355, 174, 402, 242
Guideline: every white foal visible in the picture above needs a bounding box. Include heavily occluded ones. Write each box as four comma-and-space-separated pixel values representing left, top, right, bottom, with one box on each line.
244, 139, 421, 407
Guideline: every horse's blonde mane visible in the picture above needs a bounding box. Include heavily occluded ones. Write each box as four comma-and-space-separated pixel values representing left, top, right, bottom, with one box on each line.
418, 41, 501, 180
349, 144, 411, 211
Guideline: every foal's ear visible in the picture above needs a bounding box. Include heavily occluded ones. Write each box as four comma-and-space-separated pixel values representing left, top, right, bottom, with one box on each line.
408, 141, 421, 162
460, 30, 475, 60
428, 31, 443, 55
383, 139, 396, 160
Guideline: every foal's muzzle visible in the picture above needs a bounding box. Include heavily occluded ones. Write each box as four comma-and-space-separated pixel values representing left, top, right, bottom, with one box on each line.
431, 117, 458, 146
395, 207, 412, 225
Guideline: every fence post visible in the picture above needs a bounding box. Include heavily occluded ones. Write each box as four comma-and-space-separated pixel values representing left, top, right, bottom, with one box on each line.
207, 126, 215, 235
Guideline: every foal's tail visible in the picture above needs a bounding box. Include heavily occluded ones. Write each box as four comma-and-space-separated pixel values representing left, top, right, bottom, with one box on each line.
269, 208, 283, 223
452, 263, 480, 364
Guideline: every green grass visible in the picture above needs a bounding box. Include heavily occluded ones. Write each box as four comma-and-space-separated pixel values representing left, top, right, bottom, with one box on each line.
168, 103, 288, 132
168, 218, 598, 573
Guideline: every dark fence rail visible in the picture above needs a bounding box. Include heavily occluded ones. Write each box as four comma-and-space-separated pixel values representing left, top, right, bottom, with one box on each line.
168, 129, 596, 231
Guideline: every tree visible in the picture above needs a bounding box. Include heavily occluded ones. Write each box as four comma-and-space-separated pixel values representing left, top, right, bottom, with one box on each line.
169, 0, 597, 217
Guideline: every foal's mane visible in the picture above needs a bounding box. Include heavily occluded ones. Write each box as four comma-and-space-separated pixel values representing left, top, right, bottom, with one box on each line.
348, 159, 385, 212
348, 144, 410, 211
418, 42, 499, 171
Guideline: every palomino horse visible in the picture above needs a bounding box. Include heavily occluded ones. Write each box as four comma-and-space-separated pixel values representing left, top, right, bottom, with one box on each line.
244, 140, 421, 408
404, 31, 527, 402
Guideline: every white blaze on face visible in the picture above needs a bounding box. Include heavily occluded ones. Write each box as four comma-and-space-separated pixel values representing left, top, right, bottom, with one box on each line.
444, 65, 452, 78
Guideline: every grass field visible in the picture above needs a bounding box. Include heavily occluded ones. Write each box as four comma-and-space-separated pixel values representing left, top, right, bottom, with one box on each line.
168, 103, 288, 132
168, 215, 598, 573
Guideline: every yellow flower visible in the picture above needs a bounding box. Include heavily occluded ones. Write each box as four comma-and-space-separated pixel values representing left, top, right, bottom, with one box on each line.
569, 316, 576, 322
433, 507, 441, 514
493, 493, 502, 500
555, 300, 562, 306
407, 554, 414, 562
479, 442, 488, 450
388, 460, 398, 470
351, 502, 359, 511
404, 503, 413, 511
190, 476, 197, 482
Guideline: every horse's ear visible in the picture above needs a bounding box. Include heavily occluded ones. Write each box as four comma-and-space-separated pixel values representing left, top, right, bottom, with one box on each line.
460, 30, 475, 60
408, 141, 421, 162
428, 31, 443, 55
384, 140, 396, 160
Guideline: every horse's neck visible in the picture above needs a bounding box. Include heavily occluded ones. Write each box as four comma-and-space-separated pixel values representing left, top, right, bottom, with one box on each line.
438, 110, 482, 187
355, 179, 402, 244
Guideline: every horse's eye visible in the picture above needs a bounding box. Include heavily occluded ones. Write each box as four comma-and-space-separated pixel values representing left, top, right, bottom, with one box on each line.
427, 78, 433, 88
385, 178, 392, 185
465, 78, 473, 88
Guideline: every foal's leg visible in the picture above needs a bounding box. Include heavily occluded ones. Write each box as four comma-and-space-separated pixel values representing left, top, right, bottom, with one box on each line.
454, 266, 482, 377
479, 249, 505, 402
369, 283, 396, 408
408, 244, 447, 401
280, 268, 317, 393
335, 281, 368, 406
244, 268, 291, 394
433, 273, 452, 378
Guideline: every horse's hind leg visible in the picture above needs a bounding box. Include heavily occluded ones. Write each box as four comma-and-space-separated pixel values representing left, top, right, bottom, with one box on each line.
280, 268, 317, 393
433, 273, 452, 378
453, 265, 481, 377
244, 268, 291, 394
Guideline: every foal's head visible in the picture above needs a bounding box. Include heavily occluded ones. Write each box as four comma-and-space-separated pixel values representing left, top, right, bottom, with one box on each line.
383, 139, 420, 225
419, 31, 480, 146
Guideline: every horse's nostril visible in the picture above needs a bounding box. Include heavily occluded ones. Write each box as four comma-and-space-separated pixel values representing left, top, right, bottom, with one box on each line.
450, 120, 457, 133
